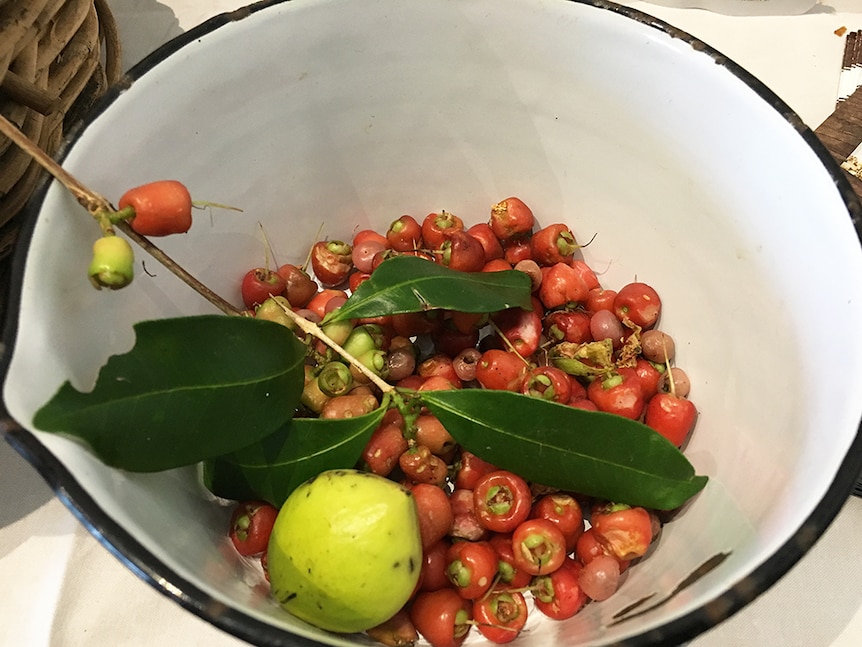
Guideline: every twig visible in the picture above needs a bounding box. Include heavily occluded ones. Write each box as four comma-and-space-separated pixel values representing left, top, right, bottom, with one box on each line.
115, 222, 242, 316
0, 113, 242, 316
274, 300, 395, 394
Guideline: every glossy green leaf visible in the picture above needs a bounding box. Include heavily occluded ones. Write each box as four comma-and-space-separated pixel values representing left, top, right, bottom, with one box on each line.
419, 390, 707, 510
33, 316, 305, 472
327, 255, 532, 322
203, 406, 386, 506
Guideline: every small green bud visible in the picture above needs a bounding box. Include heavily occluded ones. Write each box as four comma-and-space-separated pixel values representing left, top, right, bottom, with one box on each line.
88, 236, 134, 290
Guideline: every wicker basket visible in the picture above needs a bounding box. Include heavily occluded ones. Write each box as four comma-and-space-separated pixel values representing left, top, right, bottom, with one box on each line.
0, 0, 122, 263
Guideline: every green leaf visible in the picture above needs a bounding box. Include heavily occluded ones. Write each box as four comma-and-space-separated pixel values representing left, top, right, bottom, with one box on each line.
419, 390, 707, 510
33, 315, 305, 472
327, 255, 532, 322
203, 406, 386, 506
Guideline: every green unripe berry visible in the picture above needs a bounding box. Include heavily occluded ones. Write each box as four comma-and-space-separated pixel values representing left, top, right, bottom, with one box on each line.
320, 319, 354, 346
88, 235, 134, 290
341, 326, 378, 358
301, 365, 331, 414
255, 296, 296, 329
317, 361, 354, 397
355, 348, 387, 376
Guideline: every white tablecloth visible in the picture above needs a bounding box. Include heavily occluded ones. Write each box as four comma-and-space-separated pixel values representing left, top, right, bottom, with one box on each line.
3, 1, 862, 645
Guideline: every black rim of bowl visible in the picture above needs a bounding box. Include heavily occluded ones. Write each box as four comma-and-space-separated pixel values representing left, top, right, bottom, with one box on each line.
3, 1, 862, 646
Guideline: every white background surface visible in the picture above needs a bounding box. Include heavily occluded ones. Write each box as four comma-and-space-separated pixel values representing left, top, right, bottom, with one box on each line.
3, 1, 862, 645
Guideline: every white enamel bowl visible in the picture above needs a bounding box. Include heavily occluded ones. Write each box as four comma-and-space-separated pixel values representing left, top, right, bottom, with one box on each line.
3, 1, 862, 645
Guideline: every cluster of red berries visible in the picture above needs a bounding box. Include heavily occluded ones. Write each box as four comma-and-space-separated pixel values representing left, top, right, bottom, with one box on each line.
240, 196, 696, 445
228, 196, 697, 646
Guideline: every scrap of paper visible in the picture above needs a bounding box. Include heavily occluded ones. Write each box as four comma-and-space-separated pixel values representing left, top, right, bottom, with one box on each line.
841, 142, 862, 178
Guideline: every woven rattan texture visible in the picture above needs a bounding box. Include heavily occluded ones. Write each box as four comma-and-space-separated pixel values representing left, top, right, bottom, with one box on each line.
0, 0, 121, 261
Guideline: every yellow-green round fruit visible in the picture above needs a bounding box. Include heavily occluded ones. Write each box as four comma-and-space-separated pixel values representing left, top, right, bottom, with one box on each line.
267, 469, 422, 633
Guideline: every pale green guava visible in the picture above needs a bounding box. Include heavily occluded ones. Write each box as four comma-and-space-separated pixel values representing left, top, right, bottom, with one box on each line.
267, 469, 422, 633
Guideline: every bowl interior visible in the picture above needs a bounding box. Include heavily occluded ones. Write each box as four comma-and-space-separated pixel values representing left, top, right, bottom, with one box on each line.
4, 1, 862, 645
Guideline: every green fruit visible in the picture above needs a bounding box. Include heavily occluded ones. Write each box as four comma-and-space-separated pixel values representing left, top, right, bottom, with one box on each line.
254, 296, 296, 329
267, 469, 422, 633
88, 235, 134, 290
